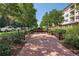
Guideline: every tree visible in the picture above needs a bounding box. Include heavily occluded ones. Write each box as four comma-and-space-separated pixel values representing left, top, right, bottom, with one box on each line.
0, 16, 10, 28
40, 12, 49, 28
40, 9, 64, 29
0, 3, 38, 29
49, 9, 64, 26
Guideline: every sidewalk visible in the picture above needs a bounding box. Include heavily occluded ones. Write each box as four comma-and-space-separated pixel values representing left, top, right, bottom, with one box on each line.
17, 32, 75, 56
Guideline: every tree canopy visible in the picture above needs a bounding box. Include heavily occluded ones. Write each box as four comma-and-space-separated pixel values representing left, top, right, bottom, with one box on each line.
0, 3, 38, 28
40, 9, 64, 28
40, 12, 49, 28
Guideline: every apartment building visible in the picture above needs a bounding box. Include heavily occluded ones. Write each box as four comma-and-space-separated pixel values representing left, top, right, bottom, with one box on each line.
62, 3, 79, 25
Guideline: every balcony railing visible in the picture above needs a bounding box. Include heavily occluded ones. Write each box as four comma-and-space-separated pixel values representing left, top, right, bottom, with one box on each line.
70, 8, 74, 12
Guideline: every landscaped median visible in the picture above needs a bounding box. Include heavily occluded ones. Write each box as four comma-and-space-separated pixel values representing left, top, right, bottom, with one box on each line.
0, 30, 27, 56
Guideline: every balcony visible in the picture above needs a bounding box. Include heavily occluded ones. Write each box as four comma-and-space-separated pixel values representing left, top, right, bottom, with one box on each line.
70, 16, 75, 22
76, 16, 79, 19
70, 10, 74, 17
70, 5, 74, 10
70, 8, 75, 12
69, 4, 75, 12
75, 16, 79, 22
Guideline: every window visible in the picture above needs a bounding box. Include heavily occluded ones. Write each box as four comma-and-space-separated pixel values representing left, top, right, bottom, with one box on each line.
65, 14, 68, 17
76, 16, 79, 19
64, 19, 68, 22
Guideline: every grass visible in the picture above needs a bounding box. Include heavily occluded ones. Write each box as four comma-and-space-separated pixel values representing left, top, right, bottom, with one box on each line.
0, 30, 24, 34
0, 30, 26, 55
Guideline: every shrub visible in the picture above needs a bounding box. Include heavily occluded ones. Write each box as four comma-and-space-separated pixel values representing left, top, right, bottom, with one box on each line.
64, 24, 79, 48
48, 29, 66, 36
0, 31, 25, 44
48, 30, 54, 35
71, 36, 79, 48
12, 31, 25, 44
64, 34, 79, 48
64, 24, 79, 35
64, 34, 74, 44
13, 39, 22, 44
54, 29, 66, 34
0, 43, 11, 56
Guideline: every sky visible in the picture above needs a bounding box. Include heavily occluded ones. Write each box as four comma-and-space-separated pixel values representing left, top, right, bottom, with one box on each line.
33, 3, 69, 26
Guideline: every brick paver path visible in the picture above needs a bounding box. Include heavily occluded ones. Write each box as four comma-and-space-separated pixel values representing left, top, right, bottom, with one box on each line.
17, 32, 75, 56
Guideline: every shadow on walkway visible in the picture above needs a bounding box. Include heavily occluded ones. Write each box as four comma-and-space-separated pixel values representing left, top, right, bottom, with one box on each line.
17, 32, 75, 56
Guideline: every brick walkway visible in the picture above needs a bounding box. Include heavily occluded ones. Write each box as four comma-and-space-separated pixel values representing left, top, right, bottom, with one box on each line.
17, 32, 75, 56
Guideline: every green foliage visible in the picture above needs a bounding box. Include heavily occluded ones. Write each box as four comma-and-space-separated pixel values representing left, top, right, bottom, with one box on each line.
76, 3, 79, 10
48, 28, 66, 35
64, 34, 79, 48
49, 9, 64, 25
0, 30, 26, 55
0, 31, 25, 44
0, 3, 38, 29
11, 20, 23, 27
40, 9, 64, 29
66, 25, 79, 35
40, 12, 49, 28
13, 31, 25, 44
64, 34, 74, 44
53, 29, 66, 34
64, 24, 79, 48
13, 39, 22, 44
0, 43, 11, 56
0, 16, 10, 28
71, 36, 79, 48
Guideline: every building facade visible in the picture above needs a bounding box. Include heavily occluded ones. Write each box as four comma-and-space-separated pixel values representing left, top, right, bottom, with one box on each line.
62, 3, 79, 25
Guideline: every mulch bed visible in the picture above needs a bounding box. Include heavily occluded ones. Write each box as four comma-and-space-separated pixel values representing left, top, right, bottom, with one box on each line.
60, 40, 79, 56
